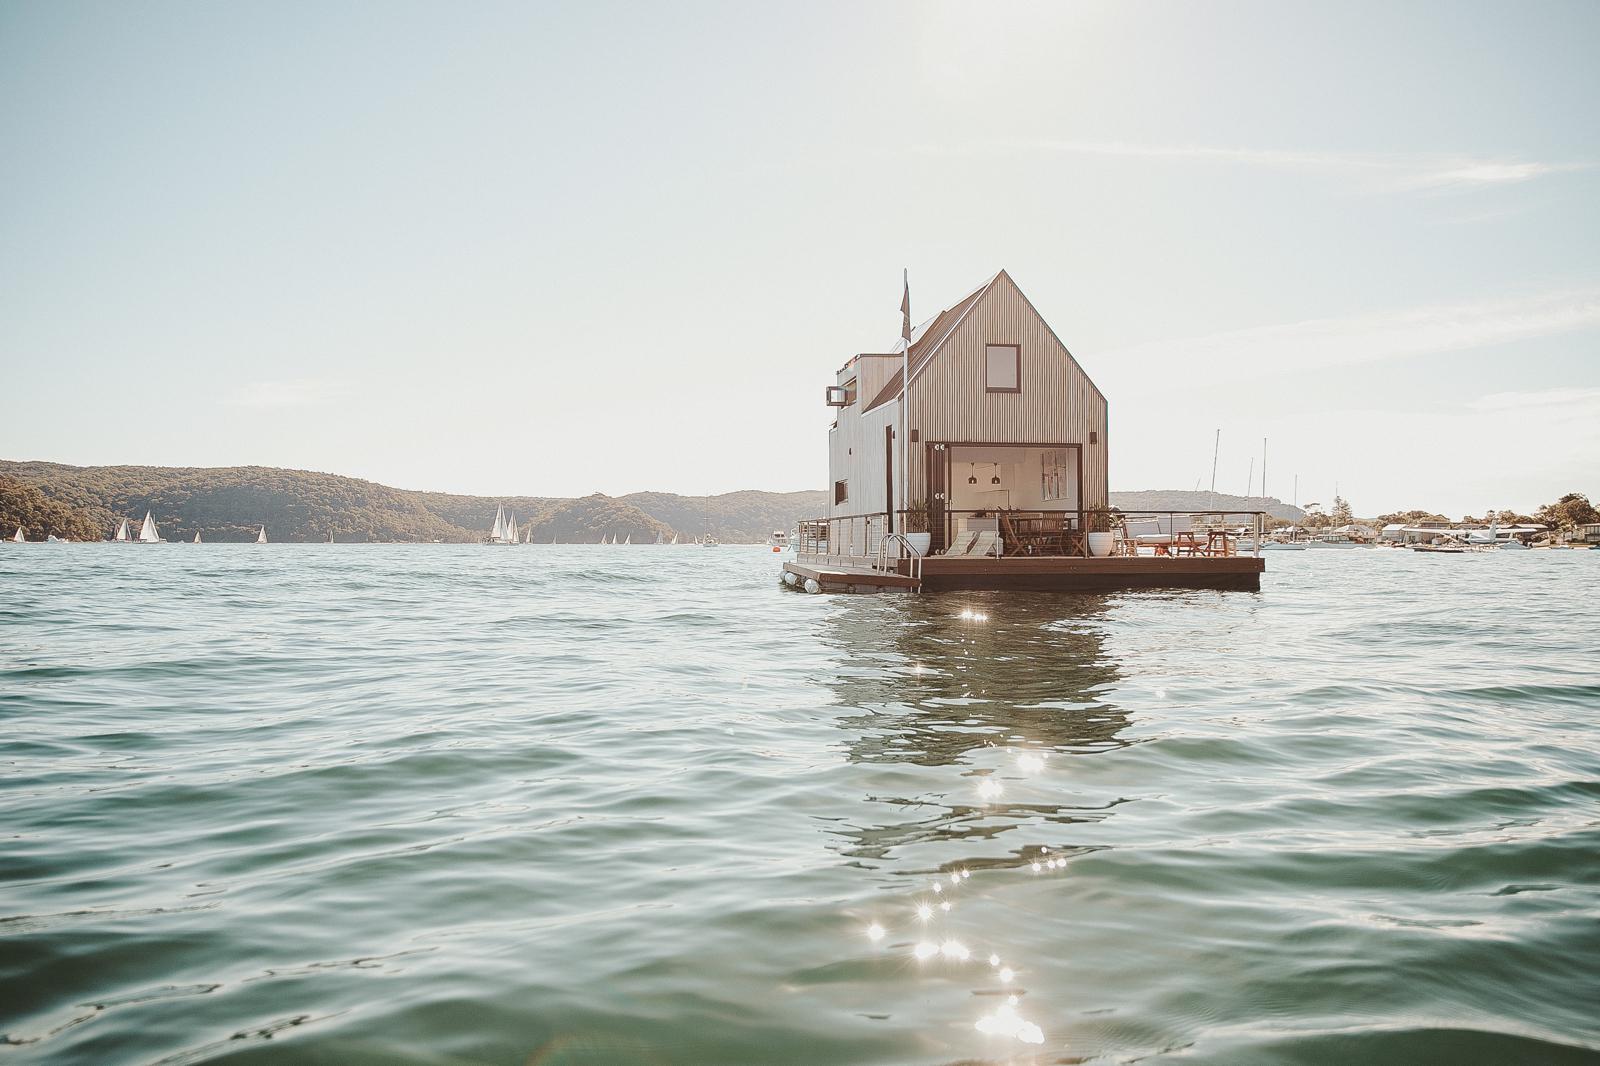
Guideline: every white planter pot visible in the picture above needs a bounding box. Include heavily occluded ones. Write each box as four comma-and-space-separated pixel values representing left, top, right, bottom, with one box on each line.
1087, 531, 1114, 558
904, 533, 931, 557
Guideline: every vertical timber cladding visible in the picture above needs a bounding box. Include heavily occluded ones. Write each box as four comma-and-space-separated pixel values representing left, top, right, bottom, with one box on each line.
906, 273, 1109, 509
827, 382, 899, 520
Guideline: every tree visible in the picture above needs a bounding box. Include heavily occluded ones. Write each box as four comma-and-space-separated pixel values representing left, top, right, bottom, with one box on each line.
0, 475, 104, 541
1375, 509, 1448, 526
1536, 492, 1599, 533
1329, 496, 1354, 526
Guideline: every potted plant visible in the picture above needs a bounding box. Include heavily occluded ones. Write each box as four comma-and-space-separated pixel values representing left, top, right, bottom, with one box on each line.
901, 500, 932, 557
1086, 507, 1116, 557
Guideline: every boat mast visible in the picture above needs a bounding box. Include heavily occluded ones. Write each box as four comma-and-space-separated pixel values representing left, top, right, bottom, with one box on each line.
1209, 429, 1220, 511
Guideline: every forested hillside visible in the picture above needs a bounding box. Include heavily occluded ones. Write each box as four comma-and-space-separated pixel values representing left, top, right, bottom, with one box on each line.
0, 461, 827, 543
622, 490, 828, 543
0, 475, 104, 541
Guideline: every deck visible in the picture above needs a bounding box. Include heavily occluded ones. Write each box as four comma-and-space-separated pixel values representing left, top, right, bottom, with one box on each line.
785, 553, 1264, 594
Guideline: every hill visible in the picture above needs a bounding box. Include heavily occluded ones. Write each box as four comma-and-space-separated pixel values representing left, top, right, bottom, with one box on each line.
0, 474, 104, 541
0, 461, 829, 543
0, 461, 466, 543
1110, 490, 1304, 523
622, 490, 828, 544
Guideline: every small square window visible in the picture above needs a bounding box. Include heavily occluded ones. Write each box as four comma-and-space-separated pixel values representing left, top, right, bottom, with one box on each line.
985, 345, 1020, 392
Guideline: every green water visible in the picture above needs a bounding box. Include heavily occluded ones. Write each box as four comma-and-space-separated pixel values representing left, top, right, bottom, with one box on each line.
2, 545, 1597, 1064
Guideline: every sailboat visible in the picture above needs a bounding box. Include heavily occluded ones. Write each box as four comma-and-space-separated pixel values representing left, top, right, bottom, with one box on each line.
137, 511, 164, 543
623, 534, 631, 546
9, 526, 24, 543
671, 533, 679, 545
112, 518, 130, 542
654, 531, 664, 545
193, 531, 202, 544
255, 525, 268, 544
487, 504, 516, 545
505, 512, 518, 544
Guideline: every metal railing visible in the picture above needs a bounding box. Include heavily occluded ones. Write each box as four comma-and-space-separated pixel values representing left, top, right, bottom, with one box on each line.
1109, 511, 1267, 558
909, 508, 1085, 557
796, 510, 1269, 561
795, 512, 888, 567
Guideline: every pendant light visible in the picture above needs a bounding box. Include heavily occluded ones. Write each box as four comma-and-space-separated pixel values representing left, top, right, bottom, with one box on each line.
967, 464, 978, 485
990, 463, 1002, 486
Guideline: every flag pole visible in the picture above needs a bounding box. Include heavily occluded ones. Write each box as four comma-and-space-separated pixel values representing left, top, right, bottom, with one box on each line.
900, 269, 912, 534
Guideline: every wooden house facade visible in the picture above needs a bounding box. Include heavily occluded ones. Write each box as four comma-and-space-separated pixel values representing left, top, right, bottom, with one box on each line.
824, 270, 1108, 553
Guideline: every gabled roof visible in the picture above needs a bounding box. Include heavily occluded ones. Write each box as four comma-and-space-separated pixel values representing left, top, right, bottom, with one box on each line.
863, 273, 1000, 413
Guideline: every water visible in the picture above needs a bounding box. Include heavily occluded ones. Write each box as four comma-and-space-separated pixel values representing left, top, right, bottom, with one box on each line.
2, 545, 1598, 1065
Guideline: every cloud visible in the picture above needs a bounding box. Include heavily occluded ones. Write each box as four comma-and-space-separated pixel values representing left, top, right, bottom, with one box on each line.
224, 378, 351, 409
1096, 287, 1600, 376
928, 139, 1587, 193
1466, 386, 1600, 413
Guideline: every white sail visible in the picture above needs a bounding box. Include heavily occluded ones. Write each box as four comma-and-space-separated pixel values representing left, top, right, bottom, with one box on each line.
193, 531, 202, 544
671, 534, 679, 545
256, 525, 267, 544
505, 512, 517, 544
138, 512, 160, 543
623, 534, 631, 545
10, 526, 22, 543
490, 504, 506, 542
113, 518, 130, 542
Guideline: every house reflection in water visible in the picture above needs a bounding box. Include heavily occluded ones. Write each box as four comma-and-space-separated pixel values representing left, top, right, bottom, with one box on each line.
816, 593, 1133, 869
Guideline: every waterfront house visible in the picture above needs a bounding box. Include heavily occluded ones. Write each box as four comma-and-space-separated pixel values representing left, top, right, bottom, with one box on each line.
786, 270, 1266, 593
823, 270, 1107, 551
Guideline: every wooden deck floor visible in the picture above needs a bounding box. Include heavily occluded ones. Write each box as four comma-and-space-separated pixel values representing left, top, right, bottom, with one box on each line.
786, 554, 1264, 593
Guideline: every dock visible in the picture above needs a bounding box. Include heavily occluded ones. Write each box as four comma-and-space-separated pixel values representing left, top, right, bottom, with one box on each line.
784, 552, 1264, 594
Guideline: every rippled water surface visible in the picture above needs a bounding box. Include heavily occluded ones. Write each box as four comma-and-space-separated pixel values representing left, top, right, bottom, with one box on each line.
3, 544, 1598, 1065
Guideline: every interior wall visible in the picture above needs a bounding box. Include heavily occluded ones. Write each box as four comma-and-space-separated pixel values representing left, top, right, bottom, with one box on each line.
947, 446, 1079, 511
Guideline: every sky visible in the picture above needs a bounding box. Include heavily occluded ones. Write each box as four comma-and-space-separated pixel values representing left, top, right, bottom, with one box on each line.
2, 0, 1596, 517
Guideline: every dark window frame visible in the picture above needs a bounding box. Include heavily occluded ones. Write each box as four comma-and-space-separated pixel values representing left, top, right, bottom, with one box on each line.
834, 479, 849, 505
985, 343, 1021, 393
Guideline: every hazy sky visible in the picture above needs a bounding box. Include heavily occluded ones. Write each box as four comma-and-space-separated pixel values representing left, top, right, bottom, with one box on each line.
3, 1, 1596, 516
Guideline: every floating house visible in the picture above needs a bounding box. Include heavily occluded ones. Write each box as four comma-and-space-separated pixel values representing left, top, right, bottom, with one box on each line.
784, 270, 1266, 592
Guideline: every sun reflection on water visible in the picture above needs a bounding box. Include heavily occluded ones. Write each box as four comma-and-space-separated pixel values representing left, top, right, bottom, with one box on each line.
823, 595, 1133, 1056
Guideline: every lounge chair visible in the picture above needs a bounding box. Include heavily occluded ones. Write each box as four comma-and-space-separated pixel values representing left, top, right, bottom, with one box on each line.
943, 531, 980, 556
970, 530, 1001, 558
